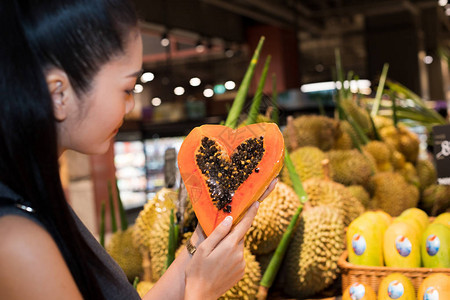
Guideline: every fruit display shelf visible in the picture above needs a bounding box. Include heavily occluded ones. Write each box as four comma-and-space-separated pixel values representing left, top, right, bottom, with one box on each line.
338, 250, 450, 294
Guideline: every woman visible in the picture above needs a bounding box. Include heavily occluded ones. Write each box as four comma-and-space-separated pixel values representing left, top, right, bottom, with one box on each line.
0, 0, 276, 299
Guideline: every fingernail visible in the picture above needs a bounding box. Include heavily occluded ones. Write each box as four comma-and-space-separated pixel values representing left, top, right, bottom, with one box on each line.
222, 216, 233, 226
254, 201, 260, 209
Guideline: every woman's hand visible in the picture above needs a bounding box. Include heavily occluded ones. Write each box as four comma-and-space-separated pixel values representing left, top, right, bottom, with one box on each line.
184, 178, 278, 300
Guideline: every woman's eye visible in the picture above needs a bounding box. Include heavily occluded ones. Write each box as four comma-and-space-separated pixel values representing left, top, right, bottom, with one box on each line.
125, 89, 135, 96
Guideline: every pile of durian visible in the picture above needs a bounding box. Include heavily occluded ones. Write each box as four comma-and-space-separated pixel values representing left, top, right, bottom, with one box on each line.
105, 105, 447, 300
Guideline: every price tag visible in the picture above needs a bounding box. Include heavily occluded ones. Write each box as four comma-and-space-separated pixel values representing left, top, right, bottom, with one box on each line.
433, 124, 450, 185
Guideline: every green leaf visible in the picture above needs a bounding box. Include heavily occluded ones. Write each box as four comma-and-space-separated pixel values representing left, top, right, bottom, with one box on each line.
165, 209, 177, 272
260, 205, 302, 289
133, 277, 139, 289
371, 63, 389, 117
116, 179, 128, 231
247, 55, 272, 125
259, 149, 308, 289
386, 80, 447, 125
99, 201, 106, 248
334, 48, 345, 103
225, 36, 265, 129
108, 181, 117, 233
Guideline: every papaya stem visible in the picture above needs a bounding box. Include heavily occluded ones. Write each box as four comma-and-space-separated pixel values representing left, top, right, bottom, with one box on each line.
225, 36, 265, 129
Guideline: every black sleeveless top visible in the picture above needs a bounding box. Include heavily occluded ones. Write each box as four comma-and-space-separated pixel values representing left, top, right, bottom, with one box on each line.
0, 182, 141, 300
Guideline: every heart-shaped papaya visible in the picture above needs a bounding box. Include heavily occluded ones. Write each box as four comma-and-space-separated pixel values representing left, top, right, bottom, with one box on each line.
178, 123, 284, 236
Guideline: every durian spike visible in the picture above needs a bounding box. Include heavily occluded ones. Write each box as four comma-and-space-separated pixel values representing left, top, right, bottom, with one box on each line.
141, 249, 153, 282
225, 36, 265, 129
108, 180, 118, 233
265, 106, 273, 119
246, 55, 272, 125
321, 159, 331, 180
286, 116, 298, 150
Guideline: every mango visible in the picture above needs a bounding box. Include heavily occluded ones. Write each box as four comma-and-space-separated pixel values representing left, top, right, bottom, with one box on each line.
347, 212, 387, 266
421, 222, 450, 268
417, 273, 450, 300
433, 212, 450, 228
343, 282, 376, 300
399, 208, 429, 232
383, 221, 421, 268
377, 273, 415, 300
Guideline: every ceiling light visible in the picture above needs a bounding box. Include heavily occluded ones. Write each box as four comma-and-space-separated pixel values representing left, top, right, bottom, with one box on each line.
424, 55, 433, 64
189, 77, 201, 86
203, 88, 214, 98
151, 97, 161, 107
225, 47, 234, 58
174, 86, 185, 96
224, 80, 236, 90
195, 40, 205, 53
161, 32, 170, 47
300, 79, 371, 93
140, 72, 154, 83
439, 0, 448, 6
134, 84, 143, 93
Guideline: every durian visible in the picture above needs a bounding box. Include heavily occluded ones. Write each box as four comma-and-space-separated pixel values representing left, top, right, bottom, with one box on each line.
398, 161, 420, 187
280, 146, 326, 187
421, 184, 450, 216
340, 98, 373, 137
106, 226, 143, 282
147, 211, 172, 281
326, 149, 375, 188
238, 114, 273, 128
347, 185, 371, 208
245, 182, 300, 254
283, 115, 341, 152
283, 205, 345, 298
302, 177, 365, 226
368, 172, 419, 216
363, 141, 393, 172
136, 281, 154, 298
133, 188, 177, 250
379, 124, 420, 163
373, 115, 393, 130
133, 188, 177, 281
416, 159, 437, 190
219, 248, 261, 300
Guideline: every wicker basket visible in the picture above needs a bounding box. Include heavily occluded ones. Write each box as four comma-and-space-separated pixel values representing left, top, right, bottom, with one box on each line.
338, 250, 450, 294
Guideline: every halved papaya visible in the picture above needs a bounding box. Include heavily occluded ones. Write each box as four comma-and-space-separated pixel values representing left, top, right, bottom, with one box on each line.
178, 123, 284, 236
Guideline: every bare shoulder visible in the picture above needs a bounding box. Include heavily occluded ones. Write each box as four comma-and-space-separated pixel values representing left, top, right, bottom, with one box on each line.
0, 215, 83, 300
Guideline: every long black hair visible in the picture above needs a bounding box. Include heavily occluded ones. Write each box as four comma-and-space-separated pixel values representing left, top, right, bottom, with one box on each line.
0, 0, 137, 298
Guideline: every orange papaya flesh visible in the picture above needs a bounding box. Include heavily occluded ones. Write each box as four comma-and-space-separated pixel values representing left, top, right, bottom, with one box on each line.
178, 123, 284, 236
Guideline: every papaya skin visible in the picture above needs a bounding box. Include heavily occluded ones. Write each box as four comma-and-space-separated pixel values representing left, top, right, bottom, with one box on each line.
178, 123, 284, 236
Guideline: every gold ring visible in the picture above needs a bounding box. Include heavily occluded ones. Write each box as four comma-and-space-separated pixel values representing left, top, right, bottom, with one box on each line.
186, 238, 197, 255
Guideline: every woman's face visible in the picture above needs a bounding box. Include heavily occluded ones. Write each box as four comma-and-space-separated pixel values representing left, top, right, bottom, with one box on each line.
57, 31, 143, 155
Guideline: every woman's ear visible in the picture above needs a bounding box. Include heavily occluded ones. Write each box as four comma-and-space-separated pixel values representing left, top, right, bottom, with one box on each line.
46, 69, 71, 121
